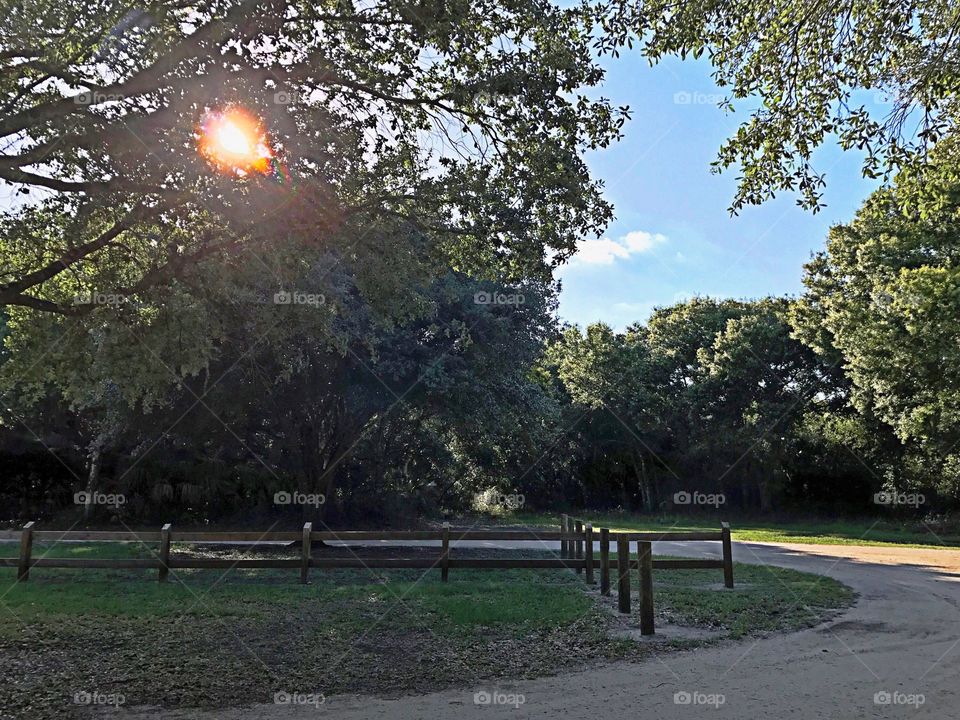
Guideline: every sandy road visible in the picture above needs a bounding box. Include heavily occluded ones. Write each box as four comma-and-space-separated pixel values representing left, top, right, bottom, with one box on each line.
109, 540, 960, 720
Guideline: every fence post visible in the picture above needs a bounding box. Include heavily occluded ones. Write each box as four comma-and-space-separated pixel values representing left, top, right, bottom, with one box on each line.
560, 514, 568, 559
300, 522, 312, 584
599, 528, 611, 596
638, 540, 654, 635
17, 521, 34, 582
575, 520, 583, 574
159, 523, 171, 583
616, 535, 630, 613
584, 524, 594, 584
721, 521, 734, 589
441, 522, 451, 582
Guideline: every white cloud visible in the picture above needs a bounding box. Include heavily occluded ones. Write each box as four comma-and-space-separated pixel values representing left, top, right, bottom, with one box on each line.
622, 231, 668, 254
575, 237, 631, 265
572, 230, 668, 266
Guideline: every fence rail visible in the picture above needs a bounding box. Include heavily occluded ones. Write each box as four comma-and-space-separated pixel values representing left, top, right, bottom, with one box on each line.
1, 517, 735, 636
0, 529, 570, 542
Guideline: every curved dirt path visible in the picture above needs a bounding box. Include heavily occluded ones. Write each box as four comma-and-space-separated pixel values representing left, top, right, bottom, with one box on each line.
110, 541, 960, 719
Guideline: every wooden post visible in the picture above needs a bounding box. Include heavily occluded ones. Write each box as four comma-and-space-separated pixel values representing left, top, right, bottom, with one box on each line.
158, 523, 171, 583
560, 514, 569, 558
638, 540, 654, 635
599, 528, 611, 596
584, 524, 594, 584
575, 520, 583, 574
17, 521, 34, 582
300, 522, 312, 584
721, 521, 734, 589
441, 522, 451, 582
616, 535, 630, 613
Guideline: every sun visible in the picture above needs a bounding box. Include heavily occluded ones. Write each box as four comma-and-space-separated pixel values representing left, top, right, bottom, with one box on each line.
198, 107, 273, 175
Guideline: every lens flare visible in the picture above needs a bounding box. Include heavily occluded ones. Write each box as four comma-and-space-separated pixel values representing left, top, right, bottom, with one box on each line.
198, 107, 273, 175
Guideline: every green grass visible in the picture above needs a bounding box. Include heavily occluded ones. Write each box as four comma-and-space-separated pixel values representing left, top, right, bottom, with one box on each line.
652, 559, 853, 637
403, 578, 593, 632
0, 543, 591, 628
0, 541, 853, 718
509, 511, 960, 549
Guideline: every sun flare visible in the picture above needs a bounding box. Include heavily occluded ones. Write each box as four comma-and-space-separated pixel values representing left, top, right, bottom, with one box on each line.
198, 107, 273, 175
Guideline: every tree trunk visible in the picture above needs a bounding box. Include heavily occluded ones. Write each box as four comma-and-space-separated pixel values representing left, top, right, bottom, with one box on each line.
757, 459, 773, 513
83, 443, 102, 521
631, 451, 655, 511
759, 478, 772, 513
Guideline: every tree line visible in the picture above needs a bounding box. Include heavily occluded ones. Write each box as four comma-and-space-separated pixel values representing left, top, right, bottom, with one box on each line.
4, 139, 959, 523
1, 0, 958, 524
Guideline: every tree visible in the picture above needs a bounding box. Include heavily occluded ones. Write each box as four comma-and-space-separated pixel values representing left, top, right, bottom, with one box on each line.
629, 0, 960, 211
695, 299, 828, 511
548, 322, 668, 510
544, 298, 851, 514
0, 0, 625, 517
794, 135, 960, 500
0, 0, 624, 313
642, 298, 748, 487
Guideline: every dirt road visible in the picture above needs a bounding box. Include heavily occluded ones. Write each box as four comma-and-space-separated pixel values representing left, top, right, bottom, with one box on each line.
109, 540, 960, 719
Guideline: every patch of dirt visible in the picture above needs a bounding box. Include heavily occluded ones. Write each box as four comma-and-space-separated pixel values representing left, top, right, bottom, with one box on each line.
818, 619, 895, 634
611, 624, 726, 643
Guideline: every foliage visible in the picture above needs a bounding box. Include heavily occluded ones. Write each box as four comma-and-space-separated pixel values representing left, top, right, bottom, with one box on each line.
0, 0, 614, 523
794, 136, 960, 497
628, 0, 960, 212
0, 0, 624, 311
6, 1, 960, 524
541, 298, 861, 513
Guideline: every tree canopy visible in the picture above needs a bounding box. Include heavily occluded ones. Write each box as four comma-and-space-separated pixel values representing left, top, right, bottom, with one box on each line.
0, 0, 624, 314
634, 0, 960, 212
794, 135, 960, 498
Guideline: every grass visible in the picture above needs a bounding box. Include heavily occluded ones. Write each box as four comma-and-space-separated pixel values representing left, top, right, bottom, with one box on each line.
0, 541, 853, 719
652, 560, 853, 637
507, 512, 960, 549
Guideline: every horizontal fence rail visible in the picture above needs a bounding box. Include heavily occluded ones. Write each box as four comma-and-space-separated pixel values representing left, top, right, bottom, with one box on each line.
1, 518, 735, 635
0, 529, 590, 543
618, 531, 724, 541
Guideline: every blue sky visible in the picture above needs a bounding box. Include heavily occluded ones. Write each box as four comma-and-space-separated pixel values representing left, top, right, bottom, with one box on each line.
556, 53, 882, 330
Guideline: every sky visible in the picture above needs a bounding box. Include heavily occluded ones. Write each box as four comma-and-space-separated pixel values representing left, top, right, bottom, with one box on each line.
556, 52, 883, 330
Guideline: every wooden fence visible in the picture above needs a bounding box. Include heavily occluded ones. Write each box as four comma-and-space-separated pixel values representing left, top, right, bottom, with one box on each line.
0, 518, 734, 636
560, 515, 734, 635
